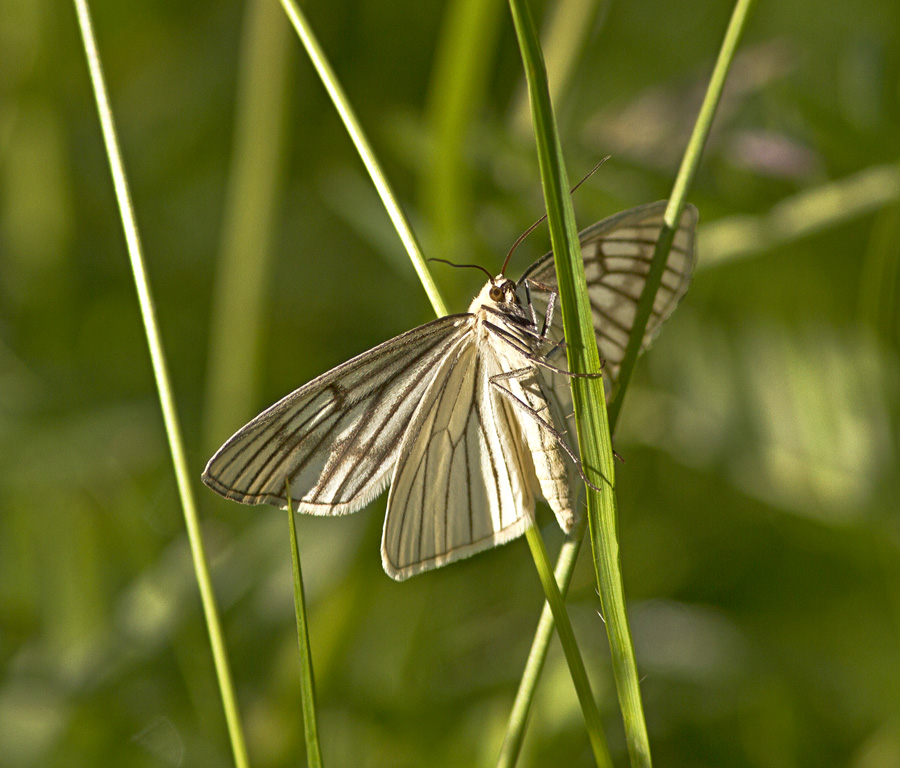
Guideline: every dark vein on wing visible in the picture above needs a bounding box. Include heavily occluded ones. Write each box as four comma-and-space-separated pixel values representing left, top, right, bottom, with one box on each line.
304, 332, 465, 504
390, 344, 469, 566
215, 323, 462, 501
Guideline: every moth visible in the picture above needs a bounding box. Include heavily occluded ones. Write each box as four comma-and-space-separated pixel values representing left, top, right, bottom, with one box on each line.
203, 201, 698, 579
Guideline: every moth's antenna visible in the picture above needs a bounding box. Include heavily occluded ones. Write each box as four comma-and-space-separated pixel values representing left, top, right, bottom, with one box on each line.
428, 257, 494, 281
571, 155, 611, 194
500, 217, 546, 276
500, 156, 611, 276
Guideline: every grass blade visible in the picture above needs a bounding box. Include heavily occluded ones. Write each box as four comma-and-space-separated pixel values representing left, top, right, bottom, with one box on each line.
286, 482, 324, 768
509, 0, 605, 136
497, 522, 585, 766
72, 2, 250, 766
502, 0, 758, 764
521, 525, 611, 767
608, 0, 758, 427
277, 0, 448, 318
506, 0, 623, 762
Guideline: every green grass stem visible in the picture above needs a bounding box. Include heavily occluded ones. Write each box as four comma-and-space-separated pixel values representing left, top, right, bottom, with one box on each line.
72, 2, 250, 766
502, 0, 758, 764
277, 0, 448, 318
510, 0, 605, 136
286, 483, 324, 768
497, 519, 586, 767
519, 525, 610, 767
608, 0, 758, 427
507, 0, 630, 762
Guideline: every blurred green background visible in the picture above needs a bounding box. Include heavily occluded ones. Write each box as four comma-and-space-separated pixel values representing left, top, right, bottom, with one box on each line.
2, 0, 899, 765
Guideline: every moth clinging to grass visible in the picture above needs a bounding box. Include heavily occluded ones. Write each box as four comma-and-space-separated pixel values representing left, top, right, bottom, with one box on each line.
203, 201, 698, 580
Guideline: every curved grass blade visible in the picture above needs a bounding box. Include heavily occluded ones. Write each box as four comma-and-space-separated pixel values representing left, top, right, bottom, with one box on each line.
72, 2, 250, 766
501, 0, 759, 765
277, 0, 448, 319
506, 0, 617, 765
608, 0, 759, 426
523, 525, 611, 767
286, 481, 324, 768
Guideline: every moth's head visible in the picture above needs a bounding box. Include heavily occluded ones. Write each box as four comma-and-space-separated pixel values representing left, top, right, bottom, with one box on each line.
486, 275, 519, 305
467, 274, 520, 314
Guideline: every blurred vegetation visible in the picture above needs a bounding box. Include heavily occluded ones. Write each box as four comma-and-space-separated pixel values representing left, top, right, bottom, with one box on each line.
2, 0, 899, 766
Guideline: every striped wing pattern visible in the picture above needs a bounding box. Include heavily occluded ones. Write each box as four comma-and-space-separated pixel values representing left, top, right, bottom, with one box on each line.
519, 201, 698, 393
203, 314, 472, 515
203, 201, 698, 579
382, 335, 536, 579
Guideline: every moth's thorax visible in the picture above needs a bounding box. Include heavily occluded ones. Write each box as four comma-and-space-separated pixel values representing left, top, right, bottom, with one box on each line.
467, 275, 519, 314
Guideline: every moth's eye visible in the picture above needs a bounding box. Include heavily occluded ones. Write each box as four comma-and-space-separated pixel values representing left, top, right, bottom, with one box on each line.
489, 286, 503, 302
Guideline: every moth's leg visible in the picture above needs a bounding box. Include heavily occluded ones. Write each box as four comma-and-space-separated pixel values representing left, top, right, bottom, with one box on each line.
543, 337, 607, 373
481, 319, 539, 357
523, 278, 557, 340
489, 368, 609, 493
533, 356, 601, 379
485, 321, 602, 380
542, 337, 567, 363
521, 279, 610, 373
552, 399, 623, 464
540, 288, 557, 340
522, 280, 540, 329
489, 367, 554, 418
480, 306, 547, 347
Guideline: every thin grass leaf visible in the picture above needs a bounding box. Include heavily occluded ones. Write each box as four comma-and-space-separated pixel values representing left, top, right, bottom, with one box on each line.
608, 0, 759, 427
277, 0, 448, 318
523, 525, 611, 768
509, 0, 606, 136
498, 523, 584, 766
502, 0, 759, 765
71, 2, 250, 766
506, 0, 621, 764
286, 481, 324, 768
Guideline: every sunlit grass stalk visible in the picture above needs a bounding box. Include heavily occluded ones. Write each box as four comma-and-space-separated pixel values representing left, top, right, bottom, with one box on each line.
71, 2, 250, 767
497, 520, 585, 767
282, 1, 610, 759
281, 1, 605, 759
501, 0, 758, 765
523, 525, 611, 767
608, 0, 758, 426
509, 0, 603, 136
277, 0, 448, 318
506, 0, 638, 763
286, 482, 324, 768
